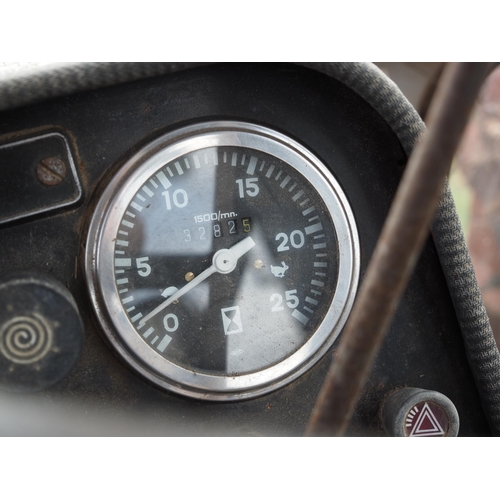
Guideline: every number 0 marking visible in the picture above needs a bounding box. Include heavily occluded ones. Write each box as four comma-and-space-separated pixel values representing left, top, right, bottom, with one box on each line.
163, 314, 179, 332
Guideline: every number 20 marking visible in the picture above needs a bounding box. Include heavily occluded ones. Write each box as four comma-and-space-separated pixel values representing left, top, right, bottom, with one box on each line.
276, 230, 305, 252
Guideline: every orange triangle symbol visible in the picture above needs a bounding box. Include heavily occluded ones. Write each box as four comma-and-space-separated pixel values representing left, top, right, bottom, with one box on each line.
409, 403, 445, 437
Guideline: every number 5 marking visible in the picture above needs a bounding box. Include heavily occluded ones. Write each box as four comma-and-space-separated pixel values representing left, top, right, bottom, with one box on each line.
136, 257, 151, 277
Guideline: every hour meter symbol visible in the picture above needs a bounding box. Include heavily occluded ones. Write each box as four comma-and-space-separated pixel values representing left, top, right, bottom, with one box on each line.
221, 306, 243, 335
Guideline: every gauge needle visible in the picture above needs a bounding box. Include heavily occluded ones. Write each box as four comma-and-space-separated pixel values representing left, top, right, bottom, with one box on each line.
139, 236, 255, 325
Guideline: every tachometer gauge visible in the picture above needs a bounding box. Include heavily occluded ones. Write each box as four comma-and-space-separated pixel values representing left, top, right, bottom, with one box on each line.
85, 121, 359, 400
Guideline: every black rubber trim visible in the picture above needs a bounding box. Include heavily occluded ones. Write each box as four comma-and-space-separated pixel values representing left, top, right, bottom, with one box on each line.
0, 62, 206, 112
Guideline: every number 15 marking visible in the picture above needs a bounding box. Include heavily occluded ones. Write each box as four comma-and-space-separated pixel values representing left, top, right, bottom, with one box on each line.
236, 178, 259, 198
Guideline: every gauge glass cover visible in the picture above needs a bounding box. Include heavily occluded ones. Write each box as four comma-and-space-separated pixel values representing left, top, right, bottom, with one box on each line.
85, 121, 359, 400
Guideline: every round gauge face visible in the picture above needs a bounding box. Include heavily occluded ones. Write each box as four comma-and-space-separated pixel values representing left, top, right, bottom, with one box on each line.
85, 121, 359, 400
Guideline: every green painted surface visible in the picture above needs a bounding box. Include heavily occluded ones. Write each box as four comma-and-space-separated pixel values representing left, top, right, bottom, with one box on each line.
449, 166, 473, 240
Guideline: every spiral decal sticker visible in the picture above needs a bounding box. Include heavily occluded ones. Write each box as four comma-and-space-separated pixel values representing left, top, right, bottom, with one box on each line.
0, 313, 53, 364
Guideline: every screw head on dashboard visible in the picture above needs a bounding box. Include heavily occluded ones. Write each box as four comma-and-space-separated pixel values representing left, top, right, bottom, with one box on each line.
36, 156, 67, 186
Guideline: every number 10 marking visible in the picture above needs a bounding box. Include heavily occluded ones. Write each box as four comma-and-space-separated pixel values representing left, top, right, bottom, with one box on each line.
162, 189, 189, 210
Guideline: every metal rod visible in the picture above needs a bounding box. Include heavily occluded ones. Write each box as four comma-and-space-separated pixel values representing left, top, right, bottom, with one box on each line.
305, 62, 492, 437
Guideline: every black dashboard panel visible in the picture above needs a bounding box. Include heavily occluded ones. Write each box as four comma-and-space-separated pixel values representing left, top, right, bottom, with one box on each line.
0, 63, 491, 435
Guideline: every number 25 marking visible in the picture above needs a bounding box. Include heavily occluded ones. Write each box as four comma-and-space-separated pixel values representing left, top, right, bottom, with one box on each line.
270, 290, 299, 312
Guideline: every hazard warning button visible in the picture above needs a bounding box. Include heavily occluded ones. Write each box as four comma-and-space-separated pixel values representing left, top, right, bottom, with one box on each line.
381, 388, 460, 437
405, 401, 448, 437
